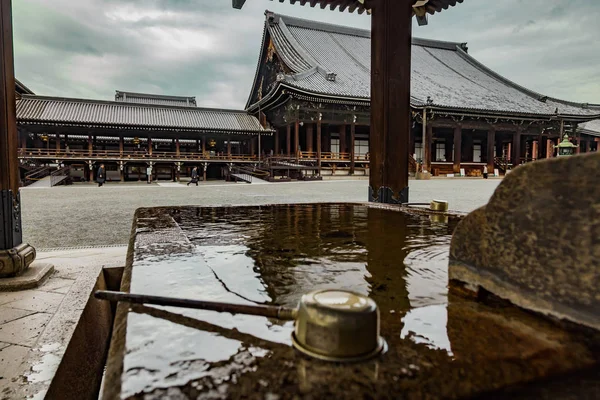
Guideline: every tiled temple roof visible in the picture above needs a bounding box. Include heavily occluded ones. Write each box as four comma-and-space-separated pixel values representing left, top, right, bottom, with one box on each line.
17, 95, 270, 135
15, 79, 34, 96
115, 90, 197, 107
248, 12, 600, 119
578, 120, 600, 137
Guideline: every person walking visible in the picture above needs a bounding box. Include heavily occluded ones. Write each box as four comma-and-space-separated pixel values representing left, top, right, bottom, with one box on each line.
483, 165, 489, 179
97, 164, 106, 187
187, 166, 199, 186
146, 165, 152, 184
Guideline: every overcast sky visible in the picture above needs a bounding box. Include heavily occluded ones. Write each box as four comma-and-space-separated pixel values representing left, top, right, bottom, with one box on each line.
13, 0, 600, 109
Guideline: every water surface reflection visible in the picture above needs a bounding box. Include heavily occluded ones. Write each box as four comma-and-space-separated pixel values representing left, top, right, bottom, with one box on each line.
118, 204, 595, 399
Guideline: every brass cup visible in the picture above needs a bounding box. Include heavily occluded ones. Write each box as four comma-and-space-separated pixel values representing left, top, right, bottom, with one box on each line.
292, 289, 387, 362
430, 199, 449, 212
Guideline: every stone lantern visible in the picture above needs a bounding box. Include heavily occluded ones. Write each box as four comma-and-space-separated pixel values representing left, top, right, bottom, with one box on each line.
554, 134, 578, 157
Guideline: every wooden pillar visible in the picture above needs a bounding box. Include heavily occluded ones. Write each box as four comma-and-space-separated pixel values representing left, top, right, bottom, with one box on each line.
532, 140, 538, 161
0, 0, 34, 267
227, 138, 231, 158
286, 124, 291, 157
350, 118, 356, 174
306, 124, 314, 153
148, 137, 152, 155
424, 124, 432, 173
250, 137, 255, 156
453, 125, 462, 174
339, 124, 346, 155
487, 128, 495, 173
369, 0, 412, 203
88, 135, 93, 156
120, 162, 124, 182
274, 128, 279, 155
19, 129, 26, 150
119, 137, 124, 156
55, 134, 60, 152
537, 133, 543, 159
294, 119, 300, 159
176, 138, 180, 157
512, 129, 521, 166
317, 119, 322, 175
201, 138, 206, 156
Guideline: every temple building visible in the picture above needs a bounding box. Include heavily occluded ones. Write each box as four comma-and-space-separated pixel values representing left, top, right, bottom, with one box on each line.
14, 11, 600, 184
245, 11, 600, 176
16, 90, 272, 183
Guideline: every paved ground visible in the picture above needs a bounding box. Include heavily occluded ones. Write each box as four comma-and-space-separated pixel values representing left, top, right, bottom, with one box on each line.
21, 179, 501, 249
0, 247, 126, 399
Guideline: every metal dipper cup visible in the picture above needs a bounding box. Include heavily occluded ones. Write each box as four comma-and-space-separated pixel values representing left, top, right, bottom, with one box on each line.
95, 288, 387, 363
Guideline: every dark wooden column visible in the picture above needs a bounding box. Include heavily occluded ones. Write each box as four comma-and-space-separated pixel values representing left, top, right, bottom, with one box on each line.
286, 124, 291, 157
175, 138, 180, 157
306, 124, 314, 153
339, 124, 346, 155
350, 118, 356, 174
369, 0, 412, 203
487, 128, 495, 173
274, 128, 279, 155
512, 129, 522, 166
55, 134, 60, 152
0, 0, 35, 276
317, 118, 322, 175
148, 137, 152, 156
119, 137, 124, 156
227, 138, 231, 158
19, 128, 26, 150
424, 124, 432, 173
294, 120, 300, 159
453, 125, 462, 174
88, 135, 93, 156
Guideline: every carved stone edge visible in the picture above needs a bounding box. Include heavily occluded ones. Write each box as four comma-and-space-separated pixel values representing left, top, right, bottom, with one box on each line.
0, 243, 36, 278
449, 260, 600, 332
0, 261, 53, 292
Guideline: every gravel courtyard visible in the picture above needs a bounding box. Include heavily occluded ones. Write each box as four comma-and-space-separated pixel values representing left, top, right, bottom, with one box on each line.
21, 179, 501, 249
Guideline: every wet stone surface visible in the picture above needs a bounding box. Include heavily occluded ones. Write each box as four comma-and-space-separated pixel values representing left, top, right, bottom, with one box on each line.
104, 204, 600, 399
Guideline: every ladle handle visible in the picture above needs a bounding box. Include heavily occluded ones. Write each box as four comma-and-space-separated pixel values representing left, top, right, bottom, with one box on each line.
94, 290, 297, 321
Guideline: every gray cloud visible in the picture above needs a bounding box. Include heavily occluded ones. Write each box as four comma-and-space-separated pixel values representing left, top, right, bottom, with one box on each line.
13, 0, 600, 109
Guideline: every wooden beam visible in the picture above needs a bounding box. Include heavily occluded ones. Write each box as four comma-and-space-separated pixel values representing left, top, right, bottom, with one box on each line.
286, 124, 291, 157
306, 124, 313, 152
453, 125, 461, 173
0, 0, 22, 251
317, 119, 322, 175
339, 124, 346, 153
487, 128, 495, 173
294, 119, 300, 159
350, 119, 355, 174
424, 124, 432, 173
369, 0, 412, 203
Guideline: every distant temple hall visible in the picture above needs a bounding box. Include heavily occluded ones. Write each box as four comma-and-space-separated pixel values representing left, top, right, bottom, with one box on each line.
15, 12, 600, 184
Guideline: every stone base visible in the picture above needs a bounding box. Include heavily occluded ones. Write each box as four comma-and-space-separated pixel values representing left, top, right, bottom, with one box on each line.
0, 243, 36, 278
415, 172, 432, 180
0, 261, 54, 291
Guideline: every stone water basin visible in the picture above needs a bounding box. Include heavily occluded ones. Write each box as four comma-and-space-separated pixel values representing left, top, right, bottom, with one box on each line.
103, 203, 599, 399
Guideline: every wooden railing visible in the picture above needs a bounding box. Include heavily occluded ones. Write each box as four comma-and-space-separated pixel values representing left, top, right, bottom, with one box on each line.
298, 151, 369, 161
18, 148, 259, 161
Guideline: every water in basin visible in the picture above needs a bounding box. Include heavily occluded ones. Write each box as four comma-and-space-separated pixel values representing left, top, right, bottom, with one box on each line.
116, 204, 597, 399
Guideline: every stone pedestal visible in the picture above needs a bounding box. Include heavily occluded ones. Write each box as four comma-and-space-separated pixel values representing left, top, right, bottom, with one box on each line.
0, 243, 36, 278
